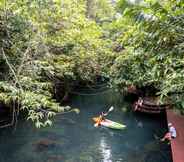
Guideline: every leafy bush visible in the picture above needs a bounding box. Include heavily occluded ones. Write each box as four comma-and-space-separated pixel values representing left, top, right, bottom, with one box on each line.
111, 0, 184, 112
0, 0, 117, 127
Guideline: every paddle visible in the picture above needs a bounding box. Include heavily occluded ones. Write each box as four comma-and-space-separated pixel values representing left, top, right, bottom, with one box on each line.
94, 106, 114, 127
105, 106, 114, 116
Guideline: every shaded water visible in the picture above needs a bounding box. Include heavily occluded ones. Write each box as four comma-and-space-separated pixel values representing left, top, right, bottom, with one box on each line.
0, 90, 172, 162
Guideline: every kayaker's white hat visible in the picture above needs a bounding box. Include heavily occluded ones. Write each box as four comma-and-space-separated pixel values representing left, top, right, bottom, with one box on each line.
168, 123, 172, 127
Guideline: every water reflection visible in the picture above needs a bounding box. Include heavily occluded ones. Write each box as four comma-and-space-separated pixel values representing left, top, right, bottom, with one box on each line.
100, 136, 112, 162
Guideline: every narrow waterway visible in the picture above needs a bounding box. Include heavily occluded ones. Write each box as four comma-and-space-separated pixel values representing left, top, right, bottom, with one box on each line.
0, 90, 172, 162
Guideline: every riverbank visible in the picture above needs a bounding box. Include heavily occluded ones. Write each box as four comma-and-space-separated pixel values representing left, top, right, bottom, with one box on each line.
167, 110, 184, 162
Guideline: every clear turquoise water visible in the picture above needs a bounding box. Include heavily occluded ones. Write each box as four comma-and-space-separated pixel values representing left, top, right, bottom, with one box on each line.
0, 90, 172, 162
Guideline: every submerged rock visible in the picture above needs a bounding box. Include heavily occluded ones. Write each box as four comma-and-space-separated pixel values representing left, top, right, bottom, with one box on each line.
33, 139, 57, 152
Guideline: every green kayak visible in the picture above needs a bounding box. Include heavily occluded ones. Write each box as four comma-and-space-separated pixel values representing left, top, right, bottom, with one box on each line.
93, 117, 126, 130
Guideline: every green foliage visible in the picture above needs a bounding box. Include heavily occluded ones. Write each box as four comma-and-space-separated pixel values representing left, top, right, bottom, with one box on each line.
111, 0, 184, 113
0, 0, 117, 127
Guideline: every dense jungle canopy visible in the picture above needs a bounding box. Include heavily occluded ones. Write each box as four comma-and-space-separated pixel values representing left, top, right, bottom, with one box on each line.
0, 0, 184, 127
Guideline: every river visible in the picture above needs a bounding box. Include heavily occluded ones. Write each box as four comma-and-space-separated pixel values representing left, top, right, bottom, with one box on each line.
0, 90, 172, 162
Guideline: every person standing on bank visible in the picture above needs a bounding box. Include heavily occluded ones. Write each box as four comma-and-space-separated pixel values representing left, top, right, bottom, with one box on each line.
161, 123, 177, 141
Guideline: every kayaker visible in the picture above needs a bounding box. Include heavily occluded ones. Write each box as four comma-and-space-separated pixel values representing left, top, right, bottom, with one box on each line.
95, 111, 108, 127
161, 123, 177, 142
101, 111, 108, 120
